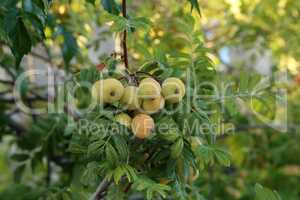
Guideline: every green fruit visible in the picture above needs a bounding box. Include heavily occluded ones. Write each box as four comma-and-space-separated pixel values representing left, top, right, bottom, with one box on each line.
162, 77, 185, 103
120, 86, 141, 110
131, 114, 155, 139
138, 78, 161, 99
141, 95, 165, 114
115, 113, 132, 128
92, 78, 124, 104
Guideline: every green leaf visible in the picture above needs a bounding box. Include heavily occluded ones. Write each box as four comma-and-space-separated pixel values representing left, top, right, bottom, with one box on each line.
187, 0, 201, 15
196, 145, 215, 165
130, 17, 152, 31
112, 135, 128, 161
86, 0, 96, 4
101, 0, 120, 15
255, 184, 282, 200
87, 140, 105, 156
59, 28, 78, 68
11, 153, 29, 162
214, 148, 231, 167
112, 164, 137, 184
81, 162, 100, 185
196, 145, 230, 167
171, 138, 184, 158
68, 142, 87, 154
105, 143, 119, 166
157, 117, 180, 142
14, 164, 26, 182
4, 9, 32, 66
133, 176, 171, 200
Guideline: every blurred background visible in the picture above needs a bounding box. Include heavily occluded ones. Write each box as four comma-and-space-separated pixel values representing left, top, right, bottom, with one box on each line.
0, 0, 300, 199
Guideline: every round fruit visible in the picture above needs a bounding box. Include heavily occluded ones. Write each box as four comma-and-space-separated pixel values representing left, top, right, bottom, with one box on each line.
138, 78, 161, 99
120, 86, 141, 110
141, 95, 165, 114
91, 78, 124, 104
115, 113, 132, 128
131, 114, 155, 139
162, 77, 185, 103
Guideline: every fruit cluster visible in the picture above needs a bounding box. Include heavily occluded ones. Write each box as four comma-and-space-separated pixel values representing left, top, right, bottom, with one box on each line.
91, 77, 186, 139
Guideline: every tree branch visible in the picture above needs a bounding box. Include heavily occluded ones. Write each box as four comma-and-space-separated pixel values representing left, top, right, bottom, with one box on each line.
122, 0, 129, 69
91, 178, 112, 200
0, 79, 13, 85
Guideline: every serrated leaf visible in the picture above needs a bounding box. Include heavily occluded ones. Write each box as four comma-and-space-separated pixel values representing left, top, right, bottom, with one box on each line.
133, 176, 171, 200
214, 148, 231, 167
87, 140, 105, 156
112, 135, 128, 161
196, 145, 214, 165
105, 143, 119, 166
80, 162, 99, 185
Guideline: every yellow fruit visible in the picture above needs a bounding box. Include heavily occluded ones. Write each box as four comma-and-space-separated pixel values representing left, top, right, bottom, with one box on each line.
115, 113, 132, 128
120, 86, 141, 110
162, 77, 185, 103
91, 78, 124, 104
141, 95, 165, 114
131, 114, 155, 139
138, 78, 161, 99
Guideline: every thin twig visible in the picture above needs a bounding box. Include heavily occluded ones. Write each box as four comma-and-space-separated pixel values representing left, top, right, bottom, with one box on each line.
30, 51, 52, 64
0, 79, 13, 85
123, 182, 133, 193
46, 153, 51, 186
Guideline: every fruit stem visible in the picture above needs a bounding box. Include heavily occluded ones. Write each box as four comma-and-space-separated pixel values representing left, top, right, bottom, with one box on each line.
122, 0, 129, 69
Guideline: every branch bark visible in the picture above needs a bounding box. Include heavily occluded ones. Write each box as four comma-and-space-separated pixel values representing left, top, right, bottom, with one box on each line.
91, 179, 112, 200
122, 0, 129, 69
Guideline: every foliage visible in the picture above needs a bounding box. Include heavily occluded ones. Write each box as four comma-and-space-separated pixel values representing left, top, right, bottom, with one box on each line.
0, 0, 299, 200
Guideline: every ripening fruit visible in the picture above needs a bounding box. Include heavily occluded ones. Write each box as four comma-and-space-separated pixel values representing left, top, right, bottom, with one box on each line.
120, 86, 141, 110
91, 78, 124, 104
131, 114, 155, 139
138, 78, 161, 99
115, 113, 132, 128
162, 77, 185, 103
141, 95, 165, 114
